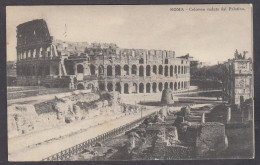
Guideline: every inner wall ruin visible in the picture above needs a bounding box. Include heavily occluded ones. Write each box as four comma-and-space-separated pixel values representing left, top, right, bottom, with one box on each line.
16, 19, 190, 93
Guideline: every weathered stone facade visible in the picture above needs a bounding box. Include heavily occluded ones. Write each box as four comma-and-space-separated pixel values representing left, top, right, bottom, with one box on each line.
223, 50, 253, 105
16, 19, 190, 93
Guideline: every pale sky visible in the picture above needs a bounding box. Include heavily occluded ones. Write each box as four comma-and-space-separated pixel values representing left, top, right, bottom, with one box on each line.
6, 5, 253, 64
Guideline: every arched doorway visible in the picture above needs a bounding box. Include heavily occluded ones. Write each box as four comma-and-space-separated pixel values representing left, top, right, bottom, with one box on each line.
124, 83, 129, 94
90, 64, 96, 75
164, 82, 168, 89
115, 65, 121, 76
115, 82, 121, 93
132, 83, 138, 93
159, 82, 163, 92
159, 65, 163, 75
77, 64, 84, 74
164, 66, 168, 77
132, 65, 137, 75
107, 65, 112, 76
146, 65, 151, 76
123, 65, 129, 75
99, 83, 105, 91
152, 82, 157, 93
139, 58, 144, 64
146, 83, 151, 93
139, 83, 144, 93
98, 65, 104, 75
139, 66, 144, 77
153, 65, 157, 75
170, 82, 173, 90
170, 65, 173, 77
107, 83, 113, 92
77, 83, 84, 90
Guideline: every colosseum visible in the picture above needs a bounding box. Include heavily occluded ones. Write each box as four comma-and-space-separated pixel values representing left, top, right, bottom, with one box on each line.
16, 19, 190, 94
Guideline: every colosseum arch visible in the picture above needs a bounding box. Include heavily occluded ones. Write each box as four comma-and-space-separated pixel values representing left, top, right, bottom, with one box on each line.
139, 58, 144, 64
175, 65, 177, 74
139, 66, 144, 77
164, 66, 169, 77
77, 83, 85, 90
174, 82, 177, 91
90, 64, 96, 75
107, 65, 112, 76
77, 64, 84, 74
146, 83, 151, 93
132, 83, 138, 93
159, 82, 163, 92
170, 65, 173, 77
123, 65, 129, 75
170, 82, 173, 90
159, 65, 163, 75
98, 65, 104, 75
115, 65, 121, 76
153, 65, 157, 75
99, 83, 105, 91
139, 83, 144, 93
107, 82, 113, 92
146, 65, 151, 76
124, 83, 129, 94
165, 59, 168, 64
132, 65, 137, 75
164, 82, 168, 89
115, 82, 121, 93
152, 82, 157, 93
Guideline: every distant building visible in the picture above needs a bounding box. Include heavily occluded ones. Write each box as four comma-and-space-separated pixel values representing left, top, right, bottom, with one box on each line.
15, 19, 190, 93
223, 49, 253, 105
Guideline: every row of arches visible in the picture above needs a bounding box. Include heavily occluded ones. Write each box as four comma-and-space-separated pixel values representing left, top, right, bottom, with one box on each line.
87, 64, 189, 77
77, 81, 190, 94
17, 45, 54, 61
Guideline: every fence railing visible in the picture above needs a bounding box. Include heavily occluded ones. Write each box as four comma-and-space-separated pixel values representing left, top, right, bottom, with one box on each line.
42, 111, 157, 161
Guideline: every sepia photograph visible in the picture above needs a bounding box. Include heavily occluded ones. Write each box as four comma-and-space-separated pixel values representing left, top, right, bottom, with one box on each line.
6, 4, 254, 161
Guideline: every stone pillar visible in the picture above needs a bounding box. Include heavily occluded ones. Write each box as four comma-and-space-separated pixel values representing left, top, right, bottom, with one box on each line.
201, 113, 205, 123
226, 107, 231, 123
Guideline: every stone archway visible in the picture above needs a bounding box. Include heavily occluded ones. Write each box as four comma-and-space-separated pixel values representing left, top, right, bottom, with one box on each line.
77, 83, 84, 90
115, 82, 121, 93
124, 83, 129, 94
115, 65, 121, 76
164, 82, 168, 89
98, 65, 104, 75
139, 83, 144, 93
107, 82, 113, 92
77, 64, 84, 74
107, 65, 112, 76
146, 83, 151, 93
146, 65, 151, 76
152, 82, 157, 93
159, 82, 163, 92
132, 65, 137, 75
139, 66, 144, 77
90, 64, 96, 75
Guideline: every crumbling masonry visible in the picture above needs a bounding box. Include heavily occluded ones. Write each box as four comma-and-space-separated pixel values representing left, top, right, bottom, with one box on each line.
16, 19, 190, 93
